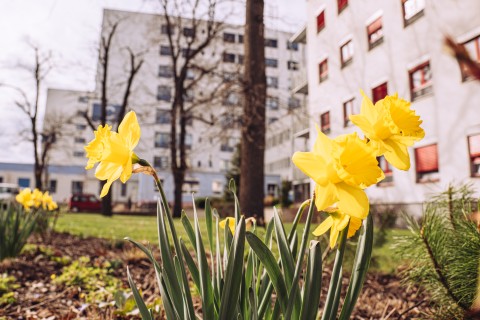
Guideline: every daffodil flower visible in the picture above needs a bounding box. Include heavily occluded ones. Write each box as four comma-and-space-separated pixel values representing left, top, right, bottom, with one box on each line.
42, 191, 58, 211
15, 188, 34, 211
313, 206, 363, 248
219, 216, 256, 235
292, 128, 383, 219
32, 188, 43, 208
350, 91, 424, 170
84, 111, 141, 197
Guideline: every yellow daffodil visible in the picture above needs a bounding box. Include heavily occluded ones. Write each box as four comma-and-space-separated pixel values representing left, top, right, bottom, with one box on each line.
42, 191, 58, 211
219, 216, 256, 235
312, 206, 363, 248
32, 188, 43, 208
16, 188, 34, 211
85, 111, 141, 197
292, 128, 383, 219
350, 91, 424, 170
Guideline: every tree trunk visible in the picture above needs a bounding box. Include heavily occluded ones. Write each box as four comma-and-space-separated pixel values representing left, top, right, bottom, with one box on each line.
172, 168, 184, 218
240, 0, 266, 222
101, 180, 113, 216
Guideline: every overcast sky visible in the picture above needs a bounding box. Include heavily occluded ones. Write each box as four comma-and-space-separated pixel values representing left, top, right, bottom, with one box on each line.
0, 0, 306, 164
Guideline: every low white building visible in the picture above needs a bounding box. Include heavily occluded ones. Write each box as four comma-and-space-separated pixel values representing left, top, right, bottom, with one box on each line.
299, 0, 480, 215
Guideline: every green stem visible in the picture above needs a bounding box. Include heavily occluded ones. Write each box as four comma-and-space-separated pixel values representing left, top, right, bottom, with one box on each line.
321, 226, 348, 320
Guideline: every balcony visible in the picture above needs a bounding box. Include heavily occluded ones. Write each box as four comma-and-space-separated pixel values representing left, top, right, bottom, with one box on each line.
291, 69, 308, 95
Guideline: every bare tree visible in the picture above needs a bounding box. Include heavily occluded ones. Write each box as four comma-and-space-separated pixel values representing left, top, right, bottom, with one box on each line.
81, 19, 144, 216
158, 0, 230, 217
240, 0, 266, 220
1, 45, 57, 190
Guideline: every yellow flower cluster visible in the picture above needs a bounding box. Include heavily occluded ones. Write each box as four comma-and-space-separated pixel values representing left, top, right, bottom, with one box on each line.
15, 188, 58, 212
219, 216, 256, 235
293, 92, 424, 248
84, 111, 141, 197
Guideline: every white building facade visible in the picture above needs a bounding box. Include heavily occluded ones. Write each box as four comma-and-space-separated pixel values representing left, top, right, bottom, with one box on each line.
39, 9, 305, 204
301, 0, 480, 215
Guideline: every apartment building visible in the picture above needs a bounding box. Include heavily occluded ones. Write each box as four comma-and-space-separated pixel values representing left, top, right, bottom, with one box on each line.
39, 9, 305, 204
297, 0, 480, 215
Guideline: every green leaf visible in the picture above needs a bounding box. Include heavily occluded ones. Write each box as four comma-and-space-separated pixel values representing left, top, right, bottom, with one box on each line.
181, 213, 196, 251
180, 240, 201, 290
219, 217, 246, 319
338, 214, 374, 320
127, 267, 153, 320
246, 231, 289, 315
249, 287, 258, 320
158, 271, 178, 320
321, 226, 348, 320
300, 241, 323, 320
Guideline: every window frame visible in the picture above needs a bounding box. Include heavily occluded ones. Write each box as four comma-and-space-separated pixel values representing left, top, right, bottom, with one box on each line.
316, 10, 325, 33
265, 58, 278, 68
342, 98, 355, 127
367, 16, 384, 50
460, 35, 480, 81
158, 65, 174, 78
372, 82, 388, 104
414, 144, 440, 183
157, 85, 172, 101
223, 32, 236, 43
155, 132, 171, 149
402, 0, 425, 27
377, 156, 394, 186
409, 61, 433, 101
340, 39, 354, 68
468, 134, 480, 177
320, 111, 331, 134
337, 0, 348, 14
318, 58, 328, 83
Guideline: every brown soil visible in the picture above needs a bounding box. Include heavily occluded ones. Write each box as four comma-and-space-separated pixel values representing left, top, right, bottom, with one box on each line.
0, 232, 435, 319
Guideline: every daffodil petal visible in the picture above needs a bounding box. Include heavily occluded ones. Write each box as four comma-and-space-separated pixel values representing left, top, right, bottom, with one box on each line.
337, 215, 350, 231
118, 111, 141, 149
292, 152, 328, 184
347, 216, 363, 238
383, 139, 410, 170
329, 223, 339, 248
313, 124, 334, 156
120, 156, 133, 183
312, 216, 333, 236
336, 182, 369, 219
314, 183, 338, 211
100, 166, 123, 198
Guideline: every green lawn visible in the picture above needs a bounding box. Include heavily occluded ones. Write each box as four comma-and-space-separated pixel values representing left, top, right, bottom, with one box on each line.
55, 212, 410, 274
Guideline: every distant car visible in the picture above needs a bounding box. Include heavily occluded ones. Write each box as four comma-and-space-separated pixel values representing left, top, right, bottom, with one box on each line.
69, 194, 102, 212
0, 183, 20, 208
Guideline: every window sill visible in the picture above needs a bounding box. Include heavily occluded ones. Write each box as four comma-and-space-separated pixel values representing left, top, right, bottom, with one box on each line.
411, 85, 433, 102
404, 10, 425, 27
319, 75, 329, 83
368, 37, 384, 51
341, 58, 353, 69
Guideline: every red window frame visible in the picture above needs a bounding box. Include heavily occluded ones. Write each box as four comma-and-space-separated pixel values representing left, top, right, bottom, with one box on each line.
468, 134, 480, 177
317, 11, 325, 33
367, 17, 383, 50
415, 144, 439, 183
377, 156, 393, 185
320, 111, 330, 134
340, 40, 354, 67
343, 98, 355, 127
372, 82, 388, 104
402, 0, 425, 26
460, 35, 480, 81
319, 59, 328, 82
337, 0, 348, 13
409, 61, 432, 100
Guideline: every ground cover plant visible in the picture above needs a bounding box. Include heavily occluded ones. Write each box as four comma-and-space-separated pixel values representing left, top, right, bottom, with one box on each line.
78, 90, 425, 319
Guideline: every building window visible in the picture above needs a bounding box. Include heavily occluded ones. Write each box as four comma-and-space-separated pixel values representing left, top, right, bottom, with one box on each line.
92, 103, 121, 122
343, 98, 356, 127
377, 156, 393, 185
288, 97, 301, 109
468, 134, 480, 177
75, 124, 87, 130
49, 180, 57, 193
223, 92, 239, 106
223, 52, 236, 63
71, 181, 83, 194
182, 48, 194, 58
73, 151, 85, 157
340, 39, 354, 67
367, 16, 383, 50
265, 38, 278, 48
337, 0, 348, 13
265, 58, 278, 68
156, 109, 171, 124
160, 45, 172, 56
184, 133, 193, 150
223, 32, 235, 43
372, 82, 388, 103
238, 34, 244, 43
287, 60, 299, 71
18, 178, 30, 188
183, 178, 200, 193
74, 137, 86, 143
320, 111, 330, 134
266, 76, 279, 88
409, 61, 433, 101
158, 65, 174, 78
157, 86, 172, 101
415, 144, 439, 183
78, 96, 88, 103
212, 181, 223, 195
237, 54, 244, 64
402, 0, 425, 26
155, 132, 171, 148
267, 97, 279, 110
183, 27, 195, 37
460, 35, 480, 81
318, 59, 328, 82
161, 24, 175, 35
316, 10, 325, 33
220, 137, 237, 152
268, 117, 279, 124
183, 89, 194, 102
154, 156, 169, 169
287, 41, 298, 51
120, 183, 127, 197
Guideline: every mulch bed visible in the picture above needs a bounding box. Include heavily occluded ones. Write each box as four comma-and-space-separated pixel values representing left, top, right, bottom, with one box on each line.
0, 232, 435, 319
